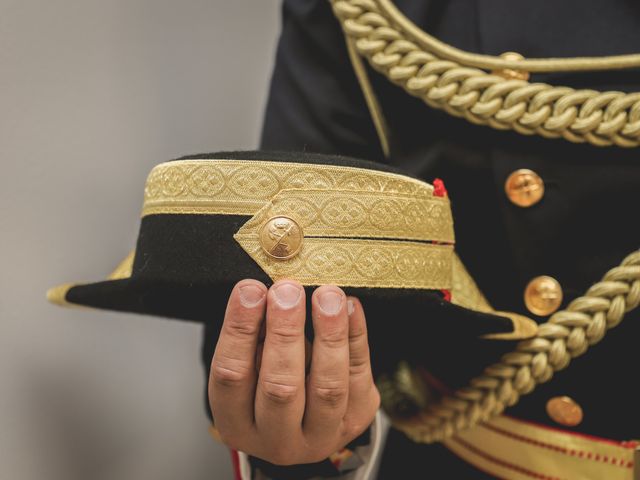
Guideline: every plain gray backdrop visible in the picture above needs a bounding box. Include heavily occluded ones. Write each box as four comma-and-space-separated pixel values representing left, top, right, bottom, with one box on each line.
0, 1, 281, 478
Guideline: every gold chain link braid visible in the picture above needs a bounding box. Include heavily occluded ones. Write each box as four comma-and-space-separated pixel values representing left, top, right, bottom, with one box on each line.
331, 0, 640, 147
390, 251, 640, 443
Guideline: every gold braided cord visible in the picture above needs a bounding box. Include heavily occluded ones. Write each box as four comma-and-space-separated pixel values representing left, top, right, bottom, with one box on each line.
391, 251, 640, 443
331, 0, 640, 147
377, 0, 640, 73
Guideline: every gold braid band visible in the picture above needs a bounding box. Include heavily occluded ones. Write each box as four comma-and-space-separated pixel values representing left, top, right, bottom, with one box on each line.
331, 0, 640, 147
390, 251, 640, 443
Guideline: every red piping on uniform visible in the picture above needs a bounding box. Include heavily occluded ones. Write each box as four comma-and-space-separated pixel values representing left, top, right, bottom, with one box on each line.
480, 423, 634, 469
501, 413, 639, 449
451, 436, 564, 480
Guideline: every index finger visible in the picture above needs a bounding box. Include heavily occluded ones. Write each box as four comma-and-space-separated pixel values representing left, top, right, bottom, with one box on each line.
209, 280, 267, 437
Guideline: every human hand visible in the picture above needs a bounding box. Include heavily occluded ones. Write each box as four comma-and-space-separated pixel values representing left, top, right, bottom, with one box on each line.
209, 279, 380, 465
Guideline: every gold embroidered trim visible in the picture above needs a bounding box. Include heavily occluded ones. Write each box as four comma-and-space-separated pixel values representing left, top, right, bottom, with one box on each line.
238, 188, 454, 243
450, 253, 492, 312
331, 0, 640, 147
234, 186, 453, 289
142, 159, 434, 217
235, 235, 452, 289
107, 250, 135, 280
450, 254, 537, 340
46, 282, 76, 307
443, 415, 638, 480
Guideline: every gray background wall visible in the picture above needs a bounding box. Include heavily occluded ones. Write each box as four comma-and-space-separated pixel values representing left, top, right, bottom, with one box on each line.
0, 1, 280, 478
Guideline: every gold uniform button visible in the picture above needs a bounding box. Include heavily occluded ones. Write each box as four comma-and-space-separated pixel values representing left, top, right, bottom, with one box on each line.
259, 216, 303, 260
546, 396, 584, 427
524, 275, 563, 316
505, 169, 545, 207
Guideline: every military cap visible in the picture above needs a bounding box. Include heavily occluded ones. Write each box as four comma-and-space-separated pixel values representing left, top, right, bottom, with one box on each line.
48, 151, 534, 381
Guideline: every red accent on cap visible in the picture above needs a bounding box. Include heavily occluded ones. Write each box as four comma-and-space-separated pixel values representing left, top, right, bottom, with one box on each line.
441, 289, 452, 302
433, 178, 448, 197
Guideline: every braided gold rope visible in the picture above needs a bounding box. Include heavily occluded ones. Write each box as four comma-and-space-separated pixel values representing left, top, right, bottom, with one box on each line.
331, 0, 640, 147
390, 251, 640, 443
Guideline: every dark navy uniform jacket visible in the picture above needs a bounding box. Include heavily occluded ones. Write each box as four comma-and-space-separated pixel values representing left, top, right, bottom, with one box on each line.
206, 1, 640, 477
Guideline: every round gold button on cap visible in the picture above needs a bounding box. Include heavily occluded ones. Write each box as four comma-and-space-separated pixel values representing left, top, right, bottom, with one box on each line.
546, 396, 583, 427
524, 275, 563, 316
259, 216, 303, 260
505, 169, 545, 207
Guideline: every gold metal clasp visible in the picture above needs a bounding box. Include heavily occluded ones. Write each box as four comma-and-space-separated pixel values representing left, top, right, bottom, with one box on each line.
492, 51, 530, 81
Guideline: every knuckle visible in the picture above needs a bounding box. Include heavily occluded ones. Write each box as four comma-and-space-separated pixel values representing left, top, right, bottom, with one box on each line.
268, 324, 302, 345
211, 361, 251, 388
349, 359, 371, 378
225, 316, 260, 338
311, 382, 347, 406
261, 379, 300, 405
318, 328, 348, 349
349, 325, 367, 341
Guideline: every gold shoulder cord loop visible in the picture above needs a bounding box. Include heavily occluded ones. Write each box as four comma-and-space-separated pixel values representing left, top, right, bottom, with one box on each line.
392, 251, 640, 443
376, 0, 640, 73
331, 0, 640, 147
334, 1, 640, 442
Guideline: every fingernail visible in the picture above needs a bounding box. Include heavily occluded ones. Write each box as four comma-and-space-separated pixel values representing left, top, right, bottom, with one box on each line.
238, 284, 265, 308
318, 290, 343, 315
347, 298, 355, 316
273, 282, 301, 308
